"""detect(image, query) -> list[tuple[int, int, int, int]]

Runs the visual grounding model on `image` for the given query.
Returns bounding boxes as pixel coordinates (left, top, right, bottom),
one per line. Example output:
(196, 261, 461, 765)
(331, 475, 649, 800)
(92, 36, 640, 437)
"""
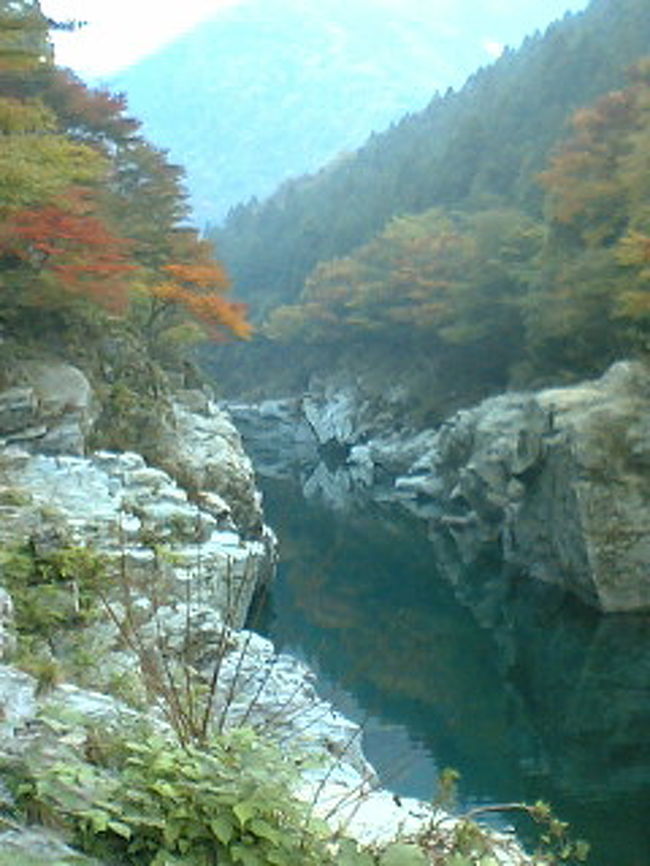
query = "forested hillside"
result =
(211, 0, 650, 322)
(204, 0, 650, 414)
(267, 62, 650, 381)
(0, 0, 249, 381)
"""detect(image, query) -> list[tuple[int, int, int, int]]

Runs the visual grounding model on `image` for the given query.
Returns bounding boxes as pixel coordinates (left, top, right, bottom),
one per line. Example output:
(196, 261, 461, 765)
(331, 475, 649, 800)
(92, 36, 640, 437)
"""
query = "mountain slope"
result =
(210, 0, 650, 316)
(107, 0, 589, 226)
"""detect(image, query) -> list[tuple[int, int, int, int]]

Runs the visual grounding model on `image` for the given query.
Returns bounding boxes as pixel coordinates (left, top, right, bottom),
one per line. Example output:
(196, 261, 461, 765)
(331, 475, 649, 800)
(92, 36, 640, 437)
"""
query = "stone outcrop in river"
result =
(230, 360, 650, 613)
(397, 360, 650, 613)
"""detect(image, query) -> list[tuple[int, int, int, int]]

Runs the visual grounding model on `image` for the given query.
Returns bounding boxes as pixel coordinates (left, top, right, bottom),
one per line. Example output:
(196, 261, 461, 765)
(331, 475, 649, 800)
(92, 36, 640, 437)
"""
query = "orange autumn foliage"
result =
(149, 259, 252, 341)
(537, 87, 640, 243)
(4, 192, 136, 313)
(151, 282, 251, 341)
(163, 262, 230, 291)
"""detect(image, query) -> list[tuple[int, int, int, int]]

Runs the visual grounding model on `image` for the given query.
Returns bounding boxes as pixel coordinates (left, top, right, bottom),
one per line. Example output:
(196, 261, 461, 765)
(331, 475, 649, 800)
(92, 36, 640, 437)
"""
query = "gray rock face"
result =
(157, 390, 265, 537)
(0, 361, 276, 635)
(0, 448, 269, 628)
(226, 398, 320, 480)
(396, 361, 650, 612)
(0, 588, 15, 661)
(0, 361, 94, 456)
(0, 827, 101, 865)
(226, 387, 432, 511)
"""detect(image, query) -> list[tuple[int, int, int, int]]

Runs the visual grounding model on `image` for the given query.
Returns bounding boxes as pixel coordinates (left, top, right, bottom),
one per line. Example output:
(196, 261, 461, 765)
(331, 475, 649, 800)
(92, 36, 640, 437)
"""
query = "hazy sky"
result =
(41, 0, 591, 79)
(41, 0, 242, 76)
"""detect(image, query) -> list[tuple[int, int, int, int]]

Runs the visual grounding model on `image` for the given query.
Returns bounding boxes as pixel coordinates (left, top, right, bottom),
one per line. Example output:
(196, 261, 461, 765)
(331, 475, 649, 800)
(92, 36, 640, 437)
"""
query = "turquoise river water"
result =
(254, 477, 650, 866)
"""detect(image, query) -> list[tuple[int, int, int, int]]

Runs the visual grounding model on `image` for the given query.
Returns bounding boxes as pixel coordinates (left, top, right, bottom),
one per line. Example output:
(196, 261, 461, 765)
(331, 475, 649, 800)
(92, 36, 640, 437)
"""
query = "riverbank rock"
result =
(226, 388, 434, 511)
(225, 397, 320, 479)
(0, 360, 95, 456)
(396, 360, 650, 612)
(0, 635, 413, 865)
(0, 448, 270, 628)
(0, 361, 275, 624)
(156, 389, 265, 537)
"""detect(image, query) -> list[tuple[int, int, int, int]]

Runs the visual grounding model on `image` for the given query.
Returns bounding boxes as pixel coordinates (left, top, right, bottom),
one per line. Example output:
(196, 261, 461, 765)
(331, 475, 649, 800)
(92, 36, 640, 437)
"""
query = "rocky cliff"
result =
(0, 355, 532, 865)
(397, 361, 650, 613)
(229, 360, 650, 613)
(0, 359, 272, 626)
(0, 357, 387, 861)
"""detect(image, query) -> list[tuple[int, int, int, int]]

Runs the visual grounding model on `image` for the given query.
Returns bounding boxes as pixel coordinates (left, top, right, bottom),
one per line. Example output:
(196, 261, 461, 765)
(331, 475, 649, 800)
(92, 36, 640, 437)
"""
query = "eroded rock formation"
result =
(397, 361, 650, 612)
(230, 360, 650, 612)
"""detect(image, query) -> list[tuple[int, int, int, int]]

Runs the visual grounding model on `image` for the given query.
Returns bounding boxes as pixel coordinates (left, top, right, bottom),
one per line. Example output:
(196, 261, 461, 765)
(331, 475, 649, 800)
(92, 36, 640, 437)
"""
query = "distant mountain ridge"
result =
(210, 0, 650, 317)
(108, 0, 588, 226)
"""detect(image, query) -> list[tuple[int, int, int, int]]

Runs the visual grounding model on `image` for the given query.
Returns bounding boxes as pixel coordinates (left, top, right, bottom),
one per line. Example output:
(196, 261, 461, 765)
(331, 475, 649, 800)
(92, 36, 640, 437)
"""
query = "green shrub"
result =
(0, 544, 106, 641)
(16, 725, 367, 866)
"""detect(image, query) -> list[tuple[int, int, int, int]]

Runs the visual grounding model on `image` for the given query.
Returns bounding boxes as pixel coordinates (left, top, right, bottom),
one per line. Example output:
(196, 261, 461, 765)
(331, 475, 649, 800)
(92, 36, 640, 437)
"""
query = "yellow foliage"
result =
(0, 96, 55, 133)
(0, 3, 51, 72)
(616, 290, 650, 319)
(0, 132, 108, 214)
(617, 231, 650, 267)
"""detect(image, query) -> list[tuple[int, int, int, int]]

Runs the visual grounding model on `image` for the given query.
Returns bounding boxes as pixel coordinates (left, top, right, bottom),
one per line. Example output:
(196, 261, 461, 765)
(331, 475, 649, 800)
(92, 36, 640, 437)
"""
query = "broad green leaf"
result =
(233, 799, 257, 826)
(249, 817, 281, 846)
(152, 781, 177, 798)
(107, 819, 133, 839)
(86, 809, 110, 833)
(210, 815, 235, 845)
(231, 844, 263, 866)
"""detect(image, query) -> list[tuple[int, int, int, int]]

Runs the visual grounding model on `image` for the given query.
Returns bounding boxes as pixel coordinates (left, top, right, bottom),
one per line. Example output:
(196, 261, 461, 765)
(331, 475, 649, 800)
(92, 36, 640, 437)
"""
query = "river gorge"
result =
(227, 362, 650, 866)
(0, 353, 648, 865)
(249, 477, 650, 866)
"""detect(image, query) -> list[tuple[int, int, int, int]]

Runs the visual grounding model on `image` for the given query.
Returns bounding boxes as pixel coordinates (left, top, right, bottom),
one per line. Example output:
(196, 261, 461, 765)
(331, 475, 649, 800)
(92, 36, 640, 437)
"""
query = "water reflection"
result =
(256, 478, 650, 866)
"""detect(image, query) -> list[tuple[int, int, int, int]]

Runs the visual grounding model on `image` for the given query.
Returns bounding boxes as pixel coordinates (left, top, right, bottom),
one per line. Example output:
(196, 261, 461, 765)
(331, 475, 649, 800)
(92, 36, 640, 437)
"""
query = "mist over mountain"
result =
(107, 0, 588, 226)
(208, 0, 650, 322)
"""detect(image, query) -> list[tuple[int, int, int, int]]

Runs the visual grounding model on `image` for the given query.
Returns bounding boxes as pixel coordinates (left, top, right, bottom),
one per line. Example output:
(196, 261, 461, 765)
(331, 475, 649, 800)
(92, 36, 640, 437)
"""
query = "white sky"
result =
(41, 0, 242, 77)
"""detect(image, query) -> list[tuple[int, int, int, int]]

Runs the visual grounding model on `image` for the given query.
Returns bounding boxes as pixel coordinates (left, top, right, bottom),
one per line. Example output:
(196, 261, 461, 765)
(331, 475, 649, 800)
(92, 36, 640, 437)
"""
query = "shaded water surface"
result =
(255, 478, 650, 866)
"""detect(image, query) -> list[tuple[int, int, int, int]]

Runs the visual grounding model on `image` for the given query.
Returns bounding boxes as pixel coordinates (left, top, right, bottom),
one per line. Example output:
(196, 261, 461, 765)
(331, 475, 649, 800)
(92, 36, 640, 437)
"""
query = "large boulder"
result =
(155, 390, 265, 538)
(0, 361, 95, 456)
(514, 361, 650, 612)
(396, 361, 650, 612)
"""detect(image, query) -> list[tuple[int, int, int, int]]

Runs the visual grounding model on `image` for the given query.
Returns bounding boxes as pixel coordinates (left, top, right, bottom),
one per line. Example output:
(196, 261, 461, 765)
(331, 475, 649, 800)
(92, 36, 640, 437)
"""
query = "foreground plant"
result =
(12, 719, 375, 866)
(422, 769, 590, 866)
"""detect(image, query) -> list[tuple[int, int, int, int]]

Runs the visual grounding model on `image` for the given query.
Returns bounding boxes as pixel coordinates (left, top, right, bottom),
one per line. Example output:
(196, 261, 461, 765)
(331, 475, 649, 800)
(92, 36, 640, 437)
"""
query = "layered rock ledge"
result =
(0, 361, 273, 626)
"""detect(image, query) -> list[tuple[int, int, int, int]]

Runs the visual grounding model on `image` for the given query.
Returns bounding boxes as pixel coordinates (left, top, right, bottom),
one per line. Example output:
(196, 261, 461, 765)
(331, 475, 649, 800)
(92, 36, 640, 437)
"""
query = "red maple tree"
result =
(4, 189, 136, 312)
